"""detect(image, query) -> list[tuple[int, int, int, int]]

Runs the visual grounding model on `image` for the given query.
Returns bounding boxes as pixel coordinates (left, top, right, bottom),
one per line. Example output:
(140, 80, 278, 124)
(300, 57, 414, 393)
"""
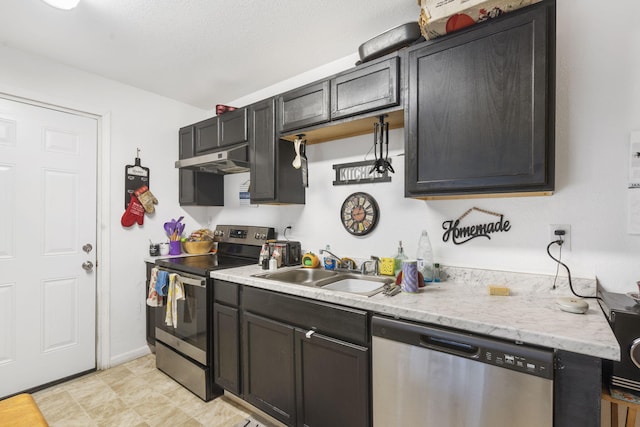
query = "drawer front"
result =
(214, 280, 240, 306)
(243, 286, 368, 346)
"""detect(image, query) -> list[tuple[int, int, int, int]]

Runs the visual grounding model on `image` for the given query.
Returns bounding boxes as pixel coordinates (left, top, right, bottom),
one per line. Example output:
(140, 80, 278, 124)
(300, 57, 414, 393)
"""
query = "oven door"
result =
(155, 271, 209, 366)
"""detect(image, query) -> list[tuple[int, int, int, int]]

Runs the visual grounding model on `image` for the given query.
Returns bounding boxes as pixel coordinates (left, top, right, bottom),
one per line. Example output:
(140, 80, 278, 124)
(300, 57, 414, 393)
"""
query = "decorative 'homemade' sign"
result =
(333, 160, 391, 186)
(442, 207, 511, 245)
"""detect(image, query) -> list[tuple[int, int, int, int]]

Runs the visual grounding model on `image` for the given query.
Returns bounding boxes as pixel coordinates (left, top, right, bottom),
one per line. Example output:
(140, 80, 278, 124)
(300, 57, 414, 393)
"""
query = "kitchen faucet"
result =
(319, 248, 341, 262)
(319, 249, 356, 270)
(361, 256, 380, 275)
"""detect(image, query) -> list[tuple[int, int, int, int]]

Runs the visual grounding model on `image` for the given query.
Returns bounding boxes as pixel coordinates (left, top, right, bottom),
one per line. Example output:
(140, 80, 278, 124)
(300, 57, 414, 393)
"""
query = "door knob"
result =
(82, 261, 94, 272)
(82, 243, 93, 253)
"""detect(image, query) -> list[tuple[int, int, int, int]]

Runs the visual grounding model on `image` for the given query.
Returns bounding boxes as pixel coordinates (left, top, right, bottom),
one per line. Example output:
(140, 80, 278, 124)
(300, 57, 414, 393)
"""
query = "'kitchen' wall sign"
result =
(442, 207, 511, 245)
(333, 160, 392, 186)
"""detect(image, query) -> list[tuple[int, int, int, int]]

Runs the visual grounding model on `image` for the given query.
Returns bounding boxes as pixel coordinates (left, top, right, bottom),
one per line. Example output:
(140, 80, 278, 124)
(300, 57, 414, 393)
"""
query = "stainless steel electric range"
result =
(153, 224, 274, 401)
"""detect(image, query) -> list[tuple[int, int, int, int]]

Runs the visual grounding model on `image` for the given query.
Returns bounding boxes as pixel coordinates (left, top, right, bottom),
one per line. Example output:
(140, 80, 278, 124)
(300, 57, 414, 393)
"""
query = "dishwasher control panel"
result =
(483, 350, 553, 378)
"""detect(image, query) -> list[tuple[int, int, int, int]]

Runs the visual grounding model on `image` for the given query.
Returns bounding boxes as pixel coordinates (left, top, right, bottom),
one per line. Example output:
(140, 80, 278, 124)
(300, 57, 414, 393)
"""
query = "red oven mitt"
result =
(121, 194, 145, 227)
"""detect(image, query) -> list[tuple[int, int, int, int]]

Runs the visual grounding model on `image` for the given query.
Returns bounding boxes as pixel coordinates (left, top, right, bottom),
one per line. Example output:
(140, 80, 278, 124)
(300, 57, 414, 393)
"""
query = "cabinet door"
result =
(194, 116, 219, 155)
(249, 98, 305, 204)
(405, 2, 554, 197)
(179, 126, 195, 159)
(213, 303, 240, 395)
(219, 108, 248, 147)
(249, 99, 276, 201)
(331, 56, 400, 120)
(243, 312, 296, 426)
(295, 330, 370, 427)
(178, 126, 197, 205)
(277, 81, 330, 133)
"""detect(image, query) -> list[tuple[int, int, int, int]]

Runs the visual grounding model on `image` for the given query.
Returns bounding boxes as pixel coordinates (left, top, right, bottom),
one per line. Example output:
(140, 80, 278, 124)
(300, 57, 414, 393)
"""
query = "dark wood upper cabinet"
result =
(277, 81, 330, 133)
(218, 108, 248, 147)
(249, 99, 276, 201)
(249, 98, 305, 204)
(179, 126, 195, 159)
(405, 0, 555, 198)
(331, 56, 400, 120)
(178, 124, 224, 206)
(194, 116, 219, 155)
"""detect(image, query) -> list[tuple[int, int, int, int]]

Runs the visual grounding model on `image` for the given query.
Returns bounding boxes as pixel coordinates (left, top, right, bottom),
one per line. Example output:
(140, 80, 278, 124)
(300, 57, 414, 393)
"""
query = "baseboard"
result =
(108, 345, 151, 368)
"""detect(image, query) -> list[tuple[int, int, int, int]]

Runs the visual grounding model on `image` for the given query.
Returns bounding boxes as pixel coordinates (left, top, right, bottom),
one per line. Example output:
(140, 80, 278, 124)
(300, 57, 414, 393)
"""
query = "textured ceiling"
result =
(0, 0, 420, 109)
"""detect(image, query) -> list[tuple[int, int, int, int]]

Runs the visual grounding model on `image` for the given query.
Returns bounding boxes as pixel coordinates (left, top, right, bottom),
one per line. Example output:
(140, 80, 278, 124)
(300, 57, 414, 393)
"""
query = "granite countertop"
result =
(210, 264, 620, 361)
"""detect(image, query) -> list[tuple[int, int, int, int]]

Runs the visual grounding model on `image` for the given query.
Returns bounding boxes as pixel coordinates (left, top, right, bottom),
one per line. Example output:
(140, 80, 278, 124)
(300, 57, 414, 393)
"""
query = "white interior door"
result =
(0, 97, 97, 398)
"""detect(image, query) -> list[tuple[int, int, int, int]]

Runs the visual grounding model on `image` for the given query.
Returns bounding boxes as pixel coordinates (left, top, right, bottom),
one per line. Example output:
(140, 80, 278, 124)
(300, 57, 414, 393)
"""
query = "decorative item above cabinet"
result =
(405, 0, 555, 199)
(279, 53, 404, 145)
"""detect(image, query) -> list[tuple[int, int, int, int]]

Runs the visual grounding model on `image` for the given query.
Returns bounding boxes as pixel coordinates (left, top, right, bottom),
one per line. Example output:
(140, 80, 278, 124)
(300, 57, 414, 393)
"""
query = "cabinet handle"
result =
(305, 330, 315, 339)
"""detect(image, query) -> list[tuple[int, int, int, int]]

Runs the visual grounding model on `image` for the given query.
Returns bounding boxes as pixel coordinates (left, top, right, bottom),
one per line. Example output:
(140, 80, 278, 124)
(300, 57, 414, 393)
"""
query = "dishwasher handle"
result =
(420, 334, 480, 359)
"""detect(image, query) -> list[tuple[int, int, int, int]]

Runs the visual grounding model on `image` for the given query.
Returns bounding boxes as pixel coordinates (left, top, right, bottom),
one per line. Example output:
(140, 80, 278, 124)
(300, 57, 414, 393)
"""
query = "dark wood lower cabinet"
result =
(213, 303, 240, 395)
(243, 312, 296, 426)
(235, 286, 370, 427)
(295, 330, 369, 427)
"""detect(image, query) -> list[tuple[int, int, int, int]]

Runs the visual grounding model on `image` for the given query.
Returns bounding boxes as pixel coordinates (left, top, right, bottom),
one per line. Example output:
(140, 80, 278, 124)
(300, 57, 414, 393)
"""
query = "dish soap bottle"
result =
(393, 241, 407, 277)
(416, 230, 434, 283)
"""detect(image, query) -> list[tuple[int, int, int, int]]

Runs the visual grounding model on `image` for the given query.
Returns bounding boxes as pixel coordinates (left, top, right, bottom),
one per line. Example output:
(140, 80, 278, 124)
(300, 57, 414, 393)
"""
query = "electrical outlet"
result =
(549, 224, 571, 250)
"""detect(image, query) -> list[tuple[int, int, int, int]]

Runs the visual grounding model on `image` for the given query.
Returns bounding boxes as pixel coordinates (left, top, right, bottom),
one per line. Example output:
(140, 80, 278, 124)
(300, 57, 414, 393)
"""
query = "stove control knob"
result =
(260, 233, 267, 240)
(254, 232, 260, 239)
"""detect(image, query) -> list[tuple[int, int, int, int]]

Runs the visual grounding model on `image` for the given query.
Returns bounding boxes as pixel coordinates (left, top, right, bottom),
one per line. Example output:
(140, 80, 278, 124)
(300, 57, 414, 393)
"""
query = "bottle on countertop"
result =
(272, 248, 282, 268)
(416, 230, 434, 282)
(393, 241, 408, 277)
(258, 243, 269, 265)
(433, 263, 441, 282)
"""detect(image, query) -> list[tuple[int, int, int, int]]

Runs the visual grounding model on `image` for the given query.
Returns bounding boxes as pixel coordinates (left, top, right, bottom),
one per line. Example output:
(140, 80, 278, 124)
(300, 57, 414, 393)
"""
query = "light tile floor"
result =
(32, 354, 274, 427)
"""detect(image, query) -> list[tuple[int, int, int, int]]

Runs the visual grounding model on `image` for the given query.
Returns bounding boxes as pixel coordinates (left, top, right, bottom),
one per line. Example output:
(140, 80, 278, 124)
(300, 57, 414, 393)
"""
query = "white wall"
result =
(0, 46, 207, 363)
(2, 0, 639, 365)
(210, 0, 640, 294)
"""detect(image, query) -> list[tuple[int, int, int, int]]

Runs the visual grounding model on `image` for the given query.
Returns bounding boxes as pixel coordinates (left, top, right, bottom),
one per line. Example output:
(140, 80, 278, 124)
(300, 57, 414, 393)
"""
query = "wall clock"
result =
(340, 192, 379, 236)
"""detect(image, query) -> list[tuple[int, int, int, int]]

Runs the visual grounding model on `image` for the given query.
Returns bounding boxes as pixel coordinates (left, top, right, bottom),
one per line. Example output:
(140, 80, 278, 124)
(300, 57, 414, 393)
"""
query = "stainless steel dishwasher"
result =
(372, 316, 554, 427)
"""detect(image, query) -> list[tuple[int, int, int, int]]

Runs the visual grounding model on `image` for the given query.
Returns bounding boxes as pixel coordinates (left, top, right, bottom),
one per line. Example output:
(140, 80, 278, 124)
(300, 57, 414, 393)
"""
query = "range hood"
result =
(175, 144, 249, 174)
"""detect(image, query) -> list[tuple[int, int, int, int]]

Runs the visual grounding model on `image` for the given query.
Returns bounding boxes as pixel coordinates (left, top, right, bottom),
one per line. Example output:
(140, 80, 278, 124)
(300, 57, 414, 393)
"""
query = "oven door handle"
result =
(178, 275, 206, 287)
(156, 268, 206, 287)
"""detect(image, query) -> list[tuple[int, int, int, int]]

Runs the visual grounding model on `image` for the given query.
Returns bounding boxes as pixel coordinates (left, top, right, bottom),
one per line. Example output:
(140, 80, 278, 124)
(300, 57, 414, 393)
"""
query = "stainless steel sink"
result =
(252, 268, 393, 296)
(321, 277, 389, 297)
(253, 268, 339, 285)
